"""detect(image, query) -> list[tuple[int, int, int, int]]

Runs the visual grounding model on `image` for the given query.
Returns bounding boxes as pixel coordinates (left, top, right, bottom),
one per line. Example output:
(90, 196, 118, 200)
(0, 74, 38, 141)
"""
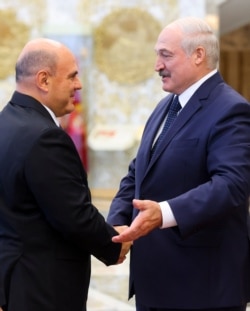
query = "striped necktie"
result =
(150, 95, 181, 158)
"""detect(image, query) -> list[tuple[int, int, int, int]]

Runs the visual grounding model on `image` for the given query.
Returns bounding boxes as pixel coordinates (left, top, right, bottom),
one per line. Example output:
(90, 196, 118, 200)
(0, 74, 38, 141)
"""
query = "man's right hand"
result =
(114, 225, 132, 264)
(112, 199, 162, 243)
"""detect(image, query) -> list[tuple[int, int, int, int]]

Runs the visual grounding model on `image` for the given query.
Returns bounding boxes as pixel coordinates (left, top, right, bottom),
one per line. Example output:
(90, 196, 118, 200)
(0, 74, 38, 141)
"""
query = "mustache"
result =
(159, 70, 171, 78)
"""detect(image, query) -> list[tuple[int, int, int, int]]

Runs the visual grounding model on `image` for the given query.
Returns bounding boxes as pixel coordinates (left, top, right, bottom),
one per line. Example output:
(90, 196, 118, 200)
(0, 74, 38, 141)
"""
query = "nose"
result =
(75, 77, 82, 90)
(154, 56, 164, 72)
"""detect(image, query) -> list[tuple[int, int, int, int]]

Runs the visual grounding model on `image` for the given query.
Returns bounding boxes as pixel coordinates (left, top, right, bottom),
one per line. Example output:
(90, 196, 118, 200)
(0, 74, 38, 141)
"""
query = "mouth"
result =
(161, 75, 170, 82)
(159, 71, 170, 80)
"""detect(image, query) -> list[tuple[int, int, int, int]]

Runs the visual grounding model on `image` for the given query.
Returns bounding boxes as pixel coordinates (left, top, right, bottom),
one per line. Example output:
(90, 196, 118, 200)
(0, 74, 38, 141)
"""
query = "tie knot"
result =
(170, 95, 181, 113)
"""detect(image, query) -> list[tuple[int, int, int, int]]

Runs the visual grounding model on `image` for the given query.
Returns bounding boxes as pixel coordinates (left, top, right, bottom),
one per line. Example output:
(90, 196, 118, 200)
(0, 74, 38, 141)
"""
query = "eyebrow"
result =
(155, 48, 173, 55)
(68, 70, 78, 78)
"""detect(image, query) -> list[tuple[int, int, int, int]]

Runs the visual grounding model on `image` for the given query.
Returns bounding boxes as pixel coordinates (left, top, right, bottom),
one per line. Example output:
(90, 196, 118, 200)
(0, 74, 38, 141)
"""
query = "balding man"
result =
(0, 38, 131, 311)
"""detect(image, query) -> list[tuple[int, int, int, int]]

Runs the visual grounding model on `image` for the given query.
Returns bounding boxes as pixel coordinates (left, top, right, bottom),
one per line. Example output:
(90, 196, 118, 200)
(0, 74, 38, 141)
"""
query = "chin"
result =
(162, 86, 170, 92)
(67, 103, 76, 113)
(162, 83, 173, 93)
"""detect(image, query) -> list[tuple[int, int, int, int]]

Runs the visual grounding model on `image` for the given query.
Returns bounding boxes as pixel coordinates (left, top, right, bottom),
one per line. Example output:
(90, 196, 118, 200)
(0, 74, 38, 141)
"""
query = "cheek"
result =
(175, 60, 192, 78)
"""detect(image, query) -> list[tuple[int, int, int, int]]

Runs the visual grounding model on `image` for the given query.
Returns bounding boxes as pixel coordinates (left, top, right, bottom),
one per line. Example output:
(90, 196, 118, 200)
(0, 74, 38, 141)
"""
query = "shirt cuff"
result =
(159, 201, 177, 229)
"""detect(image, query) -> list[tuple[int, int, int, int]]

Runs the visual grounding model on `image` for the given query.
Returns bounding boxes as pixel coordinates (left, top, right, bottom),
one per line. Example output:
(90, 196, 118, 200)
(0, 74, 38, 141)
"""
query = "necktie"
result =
(150, 95, 181, 158)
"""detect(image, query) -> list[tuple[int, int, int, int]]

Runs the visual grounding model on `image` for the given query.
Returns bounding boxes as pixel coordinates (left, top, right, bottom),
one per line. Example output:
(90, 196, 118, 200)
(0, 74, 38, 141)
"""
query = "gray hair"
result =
(170, 17, 219, 69)
(15, 50, 58, 82)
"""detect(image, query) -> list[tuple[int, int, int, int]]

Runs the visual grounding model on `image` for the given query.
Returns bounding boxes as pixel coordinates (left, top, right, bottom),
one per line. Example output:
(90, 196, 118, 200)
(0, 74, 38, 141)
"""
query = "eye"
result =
(68, 71, 79, 80)
(156, 49, 172, 59)
(161, 51, 171, 58)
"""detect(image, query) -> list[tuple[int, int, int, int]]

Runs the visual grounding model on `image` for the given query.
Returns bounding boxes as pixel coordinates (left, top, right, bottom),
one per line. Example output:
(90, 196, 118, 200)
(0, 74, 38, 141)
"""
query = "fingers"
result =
(116, 240, 132, 264)
(112, 200, 162, 243)
(120, 240, 132, 257)
(113, 225, 132, 264)
(112, 228, 138, 243)
(113, 225, 131, 244)
(112, 219, 143, 243)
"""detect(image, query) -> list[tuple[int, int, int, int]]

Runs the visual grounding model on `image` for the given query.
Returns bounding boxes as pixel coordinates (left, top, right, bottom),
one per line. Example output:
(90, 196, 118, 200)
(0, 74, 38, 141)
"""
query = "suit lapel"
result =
(135, 72, 224, 193)
(136, 96, 174, 177)
(146, 96, 174, 156)
(145, 72, 224, 172)
(146, 97, 202, 171)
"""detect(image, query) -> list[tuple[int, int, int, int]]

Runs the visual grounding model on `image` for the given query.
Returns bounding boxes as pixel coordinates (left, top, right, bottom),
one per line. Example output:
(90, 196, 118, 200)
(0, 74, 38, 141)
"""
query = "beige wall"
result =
(0, 0, 230, 192)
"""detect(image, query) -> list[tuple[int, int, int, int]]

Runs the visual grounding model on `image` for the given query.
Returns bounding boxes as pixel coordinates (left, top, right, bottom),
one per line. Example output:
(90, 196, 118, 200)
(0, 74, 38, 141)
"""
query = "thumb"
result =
(132, 199, 144, 211)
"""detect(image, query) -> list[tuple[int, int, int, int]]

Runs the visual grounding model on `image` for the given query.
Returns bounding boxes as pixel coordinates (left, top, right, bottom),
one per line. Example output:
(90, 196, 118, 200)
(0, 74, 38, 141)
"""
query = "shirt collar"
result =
(179, 69, 217, 108)
(42, 104, 60, 127)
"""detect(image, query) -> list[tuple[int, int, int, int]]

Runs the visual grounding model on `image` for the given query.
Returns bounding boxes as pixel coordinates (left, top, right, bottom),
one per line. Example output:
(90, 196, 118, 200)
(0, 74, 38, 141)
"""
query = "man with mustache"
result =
(108, 17, 250, 311)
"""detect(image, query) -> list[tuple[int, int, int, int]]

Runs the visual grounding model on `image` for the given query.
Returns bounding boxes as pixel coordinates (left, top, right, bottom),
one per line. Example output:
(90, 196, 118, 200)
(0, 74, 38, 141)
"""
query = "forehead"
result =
(154, 26, 182, 52)
(57, 49, 78, 72)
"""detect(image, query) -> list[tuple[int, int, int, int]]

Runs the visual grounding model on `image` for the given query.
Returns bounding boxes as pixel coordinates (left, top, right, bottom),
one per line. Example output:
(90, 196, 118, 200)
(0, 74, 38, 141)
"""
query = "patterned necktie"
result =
(150, 95, 181, 158)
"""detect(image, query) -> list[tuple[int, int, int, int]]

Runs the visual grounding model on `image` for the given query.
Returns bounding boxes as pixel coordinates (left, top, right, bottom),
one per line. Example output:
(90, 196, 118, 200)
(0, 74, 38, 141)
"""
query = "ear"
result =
(36, 70, 50, 91)
(194, 46, 206, 65)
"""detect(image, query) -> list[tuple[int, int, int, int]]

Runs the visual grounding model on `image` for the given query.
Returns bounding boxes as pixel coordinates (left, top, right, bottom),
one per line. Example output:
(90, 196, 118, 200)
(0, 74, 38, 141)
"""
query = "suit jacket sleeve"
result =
(168, 100, 250, 237)
(24, 128, 121, 265)
(107, 158, 136, 226)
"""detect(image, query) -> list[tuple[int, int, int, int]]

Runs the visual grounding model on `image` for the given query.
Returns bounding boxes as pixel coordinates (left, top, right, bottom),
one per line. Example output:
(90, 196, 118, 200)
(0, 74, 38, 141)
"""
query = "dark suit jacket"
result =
(0, 91, 121, 311)
(108, 72, 250, 309)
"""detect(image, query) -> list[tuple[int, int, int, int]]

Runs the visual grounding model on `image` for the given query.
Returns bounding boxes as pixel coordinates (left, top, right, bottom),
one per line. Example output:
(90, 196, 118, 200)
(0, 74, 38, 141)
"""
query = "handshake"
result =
(114, 225, 132, 264)
(113, 199, 163, 264)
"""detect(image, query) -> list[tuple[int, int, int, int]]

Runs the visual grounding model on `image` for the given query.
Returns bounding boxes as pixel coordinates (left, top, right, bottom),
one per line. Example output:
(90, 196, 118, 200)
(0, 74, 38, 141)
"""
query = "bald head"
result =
(14, 38, 82, 117)
(15, 38, 66, 83)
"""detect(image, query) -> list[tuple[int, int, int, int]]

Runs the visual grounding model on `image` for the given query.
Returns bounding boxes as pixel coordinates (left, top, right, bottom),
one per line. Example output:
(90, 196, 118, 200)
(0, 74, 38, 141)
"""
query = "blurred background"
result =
(0, 0, 249, 195)
(0, 0, 249, 309)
